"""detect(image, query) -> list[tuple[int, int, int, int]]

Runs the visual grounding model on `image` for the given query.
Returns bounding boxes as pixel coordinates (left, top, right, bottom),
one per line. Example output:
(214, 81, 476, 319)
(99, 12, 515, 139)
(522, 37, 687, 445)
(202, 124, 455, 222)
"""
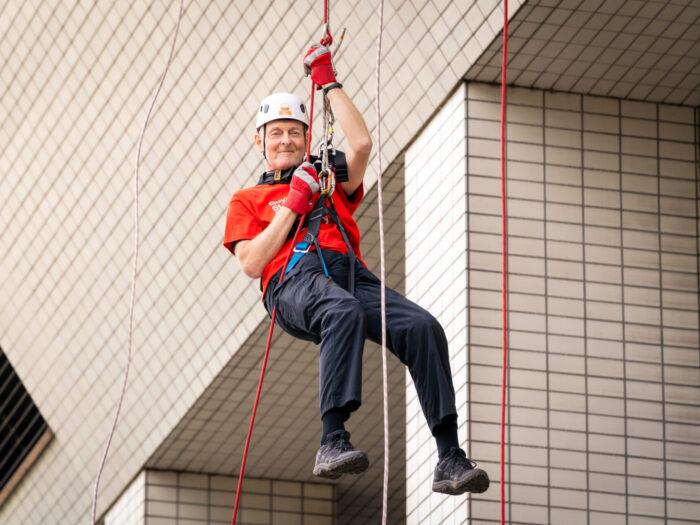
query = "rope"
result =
(307, 86, 315, 161)
(91, 1, 183, 523)
(232, 8, 329, 521)
(230, 218, 307, 525)
(232, 1, 390, 521)
(374, 0, 389, 522)
(499, 0, 509, 524)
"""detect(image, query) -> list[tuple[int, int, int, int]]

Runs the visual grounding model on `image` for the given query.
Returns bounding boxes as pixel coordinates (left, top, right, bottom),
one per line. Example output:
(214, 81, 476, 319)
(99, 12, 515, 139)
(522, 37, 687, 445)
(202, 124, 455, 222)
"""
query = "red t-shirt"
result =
(223, 182, 365, 297)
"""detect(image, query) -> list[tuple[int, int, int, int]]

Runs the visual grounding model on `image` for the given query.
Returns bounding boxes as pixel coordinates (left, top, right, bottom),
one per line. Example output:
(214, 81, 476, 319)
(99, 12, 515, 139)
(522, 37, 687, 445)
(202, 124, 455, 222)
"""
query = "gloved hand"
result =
(303, 44, 337, 87)
(284, 162, 320, 215)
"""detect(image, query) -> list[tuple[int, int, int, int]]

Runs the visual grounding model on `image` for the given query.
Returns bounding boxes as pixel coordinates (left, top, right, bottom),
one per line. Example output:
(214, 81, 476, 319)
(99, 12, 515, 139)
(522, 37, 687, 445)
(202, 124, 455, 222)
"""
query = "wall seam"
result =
(582, 93, 591, 525)
(618, 98, 629, 525)
(464, 79, 473, 525)
(696, 105, 700, 404)
(657, 102, 668, 524)
(543, 89, 551, 525)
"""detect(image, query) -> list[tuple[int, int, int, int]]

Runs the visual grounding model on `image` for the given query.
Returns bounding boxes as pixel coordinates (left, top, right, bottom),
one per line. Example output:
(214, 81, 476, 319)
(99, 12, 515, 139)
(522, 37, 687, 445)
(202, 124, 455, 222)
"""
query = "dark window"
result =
(0, 346, 52, 506)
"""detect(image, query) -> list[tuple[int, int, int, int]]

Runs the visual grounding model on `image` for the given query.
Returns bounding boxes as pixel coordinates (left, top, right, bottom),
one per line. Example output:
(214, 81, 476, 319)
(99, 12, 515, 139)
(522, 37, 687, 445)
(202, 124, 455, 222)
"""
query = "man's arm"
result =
(235, 206, 297, 279)
(304, 45, 372, 198)
(323, 85, 372, 197)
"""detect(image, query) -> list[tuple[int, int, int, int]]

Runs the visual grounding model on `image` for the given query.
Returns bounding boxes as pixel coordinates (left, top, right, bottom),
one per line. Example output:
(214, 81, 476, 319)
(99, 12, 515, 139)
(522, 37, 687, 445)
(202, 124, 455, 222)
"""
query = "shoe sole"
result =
(313, 451, 369, 479)
(432, 470, 490, 495)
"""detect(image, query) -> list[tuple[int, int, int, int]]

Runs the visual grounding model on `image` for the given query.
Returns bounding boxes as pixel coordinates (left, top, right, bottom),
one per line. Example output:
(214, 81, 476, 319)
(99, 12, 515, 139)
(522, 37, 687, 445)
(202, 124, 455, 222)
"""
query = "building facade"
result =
(1, 0, 698, 524)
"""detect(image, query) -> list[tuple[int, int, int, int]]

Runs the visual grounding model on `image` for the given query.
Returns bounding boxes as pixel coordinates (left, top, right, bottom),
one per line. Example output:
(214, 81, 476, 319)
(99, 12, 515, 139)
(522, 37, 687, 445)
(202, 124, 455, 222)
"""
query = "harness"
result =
(256, 150, 357, 293)
(256, 150, 348, 185)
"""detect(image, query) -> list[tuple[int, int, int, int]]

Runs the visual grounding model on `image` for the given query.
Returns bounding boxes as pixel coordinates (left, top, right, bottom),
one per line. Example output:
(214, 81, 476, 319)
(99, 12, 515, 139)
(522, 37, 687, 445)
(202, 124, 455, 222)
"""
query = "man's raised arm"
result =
(304, 45, 372, 197)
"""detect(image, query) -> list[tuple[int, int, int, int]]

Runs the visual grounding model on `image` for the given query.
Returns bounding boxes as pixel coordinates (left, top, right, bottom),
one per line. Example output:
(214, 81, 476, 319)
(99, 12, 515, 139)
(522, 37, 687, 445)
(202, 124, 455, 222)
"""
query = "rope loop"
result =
(320, 23, 333, 46)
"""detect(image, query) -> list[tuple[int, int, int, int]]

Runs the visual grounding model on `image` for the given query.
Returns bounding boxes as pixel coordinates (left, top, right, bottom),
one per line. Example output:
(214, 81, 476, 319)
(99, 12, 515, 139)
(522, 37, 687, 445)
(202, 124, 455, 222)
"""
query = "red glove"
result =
(284, 162, 320, 215)
(303, 44, 337, 87)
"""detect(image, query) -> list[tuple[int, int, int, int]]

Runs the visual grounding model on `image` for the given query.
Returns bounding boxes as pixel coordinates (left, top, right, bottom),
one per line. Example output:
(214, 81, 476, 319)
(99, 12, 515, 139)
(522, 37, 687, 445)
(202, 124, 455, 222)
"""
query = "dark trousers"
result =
(264, 250, 457, 432)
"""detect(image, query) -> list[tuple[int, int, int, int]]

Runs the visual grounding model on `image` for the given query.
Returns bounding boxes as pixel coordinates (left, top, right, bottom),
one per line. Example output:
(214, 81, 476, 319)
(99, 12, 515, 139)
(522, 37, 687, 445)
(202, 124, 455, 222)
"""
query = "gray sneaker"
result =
(432, 447, 490, 495)
(313, 430, 369, 479)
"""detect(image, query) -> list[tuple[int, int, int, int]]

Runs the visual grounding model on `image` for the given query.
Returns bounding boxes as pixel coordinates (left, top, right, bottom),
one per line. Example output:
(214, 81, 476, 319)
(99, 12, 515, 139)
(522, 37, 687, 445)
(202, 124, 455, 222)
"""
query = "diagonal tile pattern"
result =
(467, 0, 700, 105)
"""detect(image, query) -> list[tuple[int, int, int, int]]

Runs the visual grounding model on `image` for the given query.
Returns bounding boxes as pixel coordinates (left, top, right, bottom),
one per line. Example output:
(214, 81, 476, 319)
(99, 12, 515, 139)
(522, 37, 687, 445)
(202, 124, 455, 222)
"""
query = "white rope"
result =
(375, 0, 388, 522)
(91, 1, 183, 522)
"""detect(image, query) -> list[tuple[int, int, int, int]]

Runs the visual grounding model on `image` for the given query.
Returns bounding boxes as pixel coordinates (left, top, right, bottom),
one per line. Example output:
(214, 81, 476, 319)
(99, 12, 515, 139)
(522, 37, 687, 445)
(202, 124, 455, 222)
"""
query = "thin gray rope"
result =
(375, 0, 388, 521)
(91, 1, 183, 522)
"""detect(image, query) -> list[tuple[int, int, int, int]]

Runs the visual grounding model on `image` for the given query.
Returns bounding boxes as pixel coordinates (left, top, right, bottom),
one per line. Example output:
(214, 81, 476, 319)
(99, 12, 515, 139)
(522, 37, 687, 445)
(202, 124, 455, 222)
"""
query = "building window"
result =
(0, 346, 52, 507)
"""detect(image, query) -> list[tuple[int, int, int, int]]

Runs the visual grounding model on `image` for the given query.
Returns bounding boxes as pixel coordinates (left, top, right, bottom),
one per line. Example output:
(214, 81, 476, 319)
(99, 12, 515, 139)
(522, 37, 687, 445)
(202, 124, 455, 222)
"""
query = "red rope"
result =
(499, 0, 509, 524)
(231, 80, 313, 520)
(231, 8, 328, 521)
(230, 217, 307, 525)
(307, 86, 315, 161)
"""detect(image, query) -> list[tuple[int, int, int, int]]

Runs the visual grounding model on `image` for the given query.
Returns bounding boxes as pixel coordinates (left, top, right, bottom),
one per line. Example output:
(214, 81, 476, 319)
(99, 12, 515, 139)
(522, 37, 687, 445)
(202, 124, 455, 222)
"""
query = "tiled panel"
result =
(105, 470, 336, 525)
(467, 0, 700, 106)
(464, 82, 700, 524)
(143, 471, 335, 525)
(405, 83, 469, 524)
(0, 0, 526, 523)
(104, 471, 146, 525)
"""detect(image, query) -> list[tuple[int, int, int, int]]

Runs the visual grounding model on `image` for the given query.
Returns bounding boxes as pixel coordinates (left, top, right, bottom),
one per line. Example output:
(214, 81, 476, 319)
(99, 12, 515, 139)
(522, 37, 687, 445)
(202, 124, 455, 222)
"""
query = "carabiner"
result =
(318, 167, 332, 195)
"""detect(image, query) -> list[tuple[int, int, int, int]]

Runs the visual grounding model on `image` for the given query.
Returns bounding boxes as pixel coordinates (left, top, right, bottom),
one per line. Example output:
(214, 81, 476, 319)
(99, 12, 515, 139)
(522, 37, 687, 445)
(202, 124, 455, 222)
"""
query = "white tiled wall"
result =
(469, 83, 698, 524)
(404, 80, 699, 524)
(104, 470, 335, 525)
(104, 471, 146, 525)
(405, 84, 469, 523)
(0, 0, 523, 523)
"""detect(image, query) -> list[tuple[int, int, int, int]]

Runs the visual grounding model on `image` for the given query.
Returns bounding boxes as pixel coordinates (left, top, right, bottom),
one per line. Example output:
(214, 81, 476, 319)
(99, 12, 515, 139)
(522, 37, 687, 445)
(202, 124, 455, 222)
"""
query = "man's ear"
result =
(254, 133, 264, 155)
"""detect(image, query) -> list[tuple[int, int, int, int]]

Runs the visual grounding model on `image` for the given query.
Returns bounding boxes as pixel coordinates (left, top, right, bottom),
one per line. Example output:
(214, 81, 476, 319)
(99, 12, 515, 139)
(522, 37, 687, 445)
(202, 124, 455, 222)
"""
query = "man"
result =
(223, 44, 489, 495)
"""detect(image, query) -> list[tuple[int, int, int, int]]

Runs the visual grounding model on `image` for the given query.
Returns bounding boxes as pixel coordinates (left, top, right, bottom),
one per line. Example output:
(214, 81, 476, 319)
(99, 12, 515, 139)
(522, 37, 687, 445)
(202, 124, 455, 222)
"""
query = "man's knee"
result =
(336, 295, 366, 321)
(323, 294, 366, 330)
(404, 311, 449, 362)
(412, 310, 444, 337)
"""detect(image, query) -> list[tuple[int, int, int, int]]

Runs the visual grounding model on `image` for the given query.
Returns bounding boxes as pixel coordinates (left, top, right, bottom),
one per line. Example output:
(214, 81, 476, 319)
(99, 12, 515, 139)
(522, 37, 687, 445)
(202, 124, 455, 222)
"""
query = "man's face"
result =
(255, 120, 306, 171)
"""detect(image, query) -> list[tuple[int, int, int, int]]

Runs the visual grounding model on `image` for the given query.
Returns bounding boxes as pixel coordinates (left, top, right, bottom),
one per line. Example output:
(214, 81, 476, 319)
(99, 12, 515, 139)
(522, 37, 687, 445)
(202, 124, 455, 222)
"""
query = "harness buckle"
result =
(293, 242, 312, 254)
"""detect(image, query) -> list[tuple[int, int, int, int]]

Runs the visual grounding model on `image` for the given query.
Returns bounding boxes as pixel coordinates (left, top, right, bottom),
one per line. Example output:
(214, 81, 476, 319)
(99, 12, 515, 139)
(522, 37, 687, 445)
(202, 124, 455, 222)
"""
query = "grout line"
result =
(543, 89, 552, 525)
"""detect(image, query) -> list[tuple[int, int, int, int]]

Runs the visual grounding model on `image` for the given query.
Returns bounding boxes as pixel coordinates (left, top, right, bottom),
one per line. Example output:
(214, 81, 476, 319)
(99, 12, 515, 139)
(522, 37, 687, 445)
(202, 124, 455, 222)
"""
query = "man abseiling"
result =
(223, 43, 489, 495)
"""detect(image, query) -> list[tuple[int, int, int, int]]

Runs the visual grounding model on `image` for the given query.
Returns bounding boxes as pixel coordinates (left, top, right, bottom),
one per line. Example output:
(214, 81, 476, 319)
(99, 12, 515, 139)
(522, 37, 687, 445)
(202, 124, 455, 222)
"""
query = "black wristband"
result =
(322, 82, 343, 95)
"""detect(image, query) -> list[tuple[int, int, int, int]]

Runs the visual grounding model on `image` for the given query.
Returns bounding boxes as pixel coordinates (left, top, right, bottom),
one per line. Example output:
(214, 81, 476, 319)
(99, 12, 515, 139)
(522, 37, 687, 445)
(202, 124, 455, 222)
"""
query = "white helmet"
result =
(256, 92, 308, 130)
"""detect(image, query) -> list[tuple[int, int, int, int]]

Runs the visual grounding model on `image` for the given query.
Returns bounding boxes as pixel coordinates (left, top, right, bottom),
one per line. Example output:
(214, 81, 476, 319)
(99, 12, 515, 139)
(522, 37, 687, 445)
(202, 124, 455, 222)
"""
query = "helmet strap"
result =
(262, 124, 267, 159)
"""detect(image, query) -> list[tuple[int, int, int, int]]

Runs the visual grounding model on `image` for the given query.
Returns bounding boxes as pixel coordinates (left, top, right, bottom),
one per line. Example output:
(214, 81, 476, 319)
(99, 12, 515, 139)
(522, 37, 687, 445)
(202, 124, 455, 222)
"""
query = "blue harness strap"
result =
(282, 182, 357, 293)
(285, 195, 330, 277)
(286, 240, 329, 276)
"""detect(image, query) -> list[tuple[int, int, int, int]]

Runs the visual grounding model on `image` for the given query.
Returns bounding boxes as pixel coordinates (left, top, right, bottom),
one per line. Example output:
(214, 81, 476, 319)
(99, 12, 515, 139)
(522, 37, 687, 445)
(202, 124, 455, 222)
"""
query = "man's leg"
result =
(352, 264, 490, 494)
(264, 252, 369, 477)
(352, 264, 457, 433)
